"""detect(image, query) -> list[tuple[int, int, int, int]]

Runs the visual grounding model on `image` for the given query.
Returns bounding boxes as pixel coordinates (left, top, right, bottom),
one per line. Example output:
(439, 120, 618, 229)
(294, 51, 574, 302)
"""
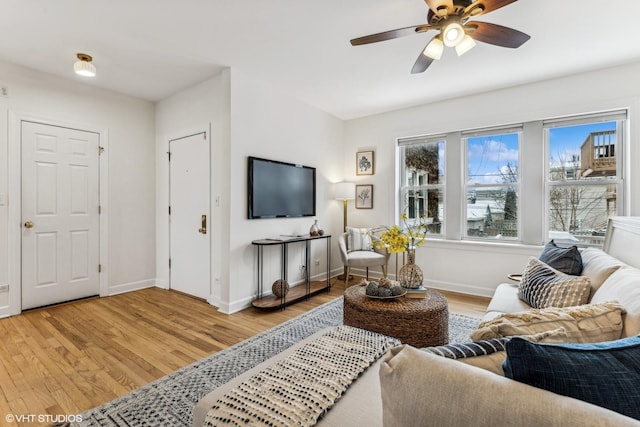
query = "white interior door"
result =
(21, 121, 100, 310)
(169, 132, 211, 299)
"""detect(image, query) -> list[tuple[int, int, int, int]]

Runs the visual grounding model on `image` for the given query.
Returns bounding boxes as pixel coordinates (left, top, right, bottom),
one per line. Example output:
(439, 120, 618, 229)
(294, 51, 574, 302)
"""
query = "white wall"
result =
(0, 60, 156, 317)
(344, 61, 640, 297)
(226, 69, 345, 313)
(155, 70, 231, 306)
(155, 69, 344, 313)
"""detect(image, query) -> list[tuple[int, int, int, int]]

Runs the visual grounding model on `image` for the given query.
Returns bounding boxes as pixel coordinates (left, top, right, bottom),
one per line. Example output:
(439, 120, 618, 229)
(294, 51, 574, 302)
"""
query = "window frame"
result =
(543, 111, 626, 247)
(462, 125, 523, 242)
(394, 109, 628, 248)
(397, 135, 446, 237)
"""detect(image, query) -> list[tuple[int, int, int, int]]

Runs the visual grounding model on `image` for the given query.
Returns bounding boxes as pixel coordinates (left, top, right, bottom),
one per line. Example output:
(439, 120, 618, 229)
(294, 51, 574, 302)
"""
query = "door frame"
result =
(6, 110, 109, 317)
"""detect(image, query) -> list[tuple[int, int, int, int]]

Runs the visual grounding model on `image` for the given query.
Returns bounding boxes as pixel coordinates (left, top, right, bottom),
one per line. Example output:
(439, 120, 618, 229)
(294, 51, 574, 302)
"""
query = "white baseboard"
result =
(426, 278, 496, 298)
(107, 279, 156, 296)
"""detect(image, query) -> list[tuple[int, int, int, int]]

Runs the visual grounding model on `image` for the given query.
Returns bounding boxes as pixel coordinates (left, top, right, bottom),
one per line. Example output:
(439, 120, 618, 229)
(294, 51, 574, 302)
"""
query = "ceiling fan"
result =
(350, 0, 530, 74)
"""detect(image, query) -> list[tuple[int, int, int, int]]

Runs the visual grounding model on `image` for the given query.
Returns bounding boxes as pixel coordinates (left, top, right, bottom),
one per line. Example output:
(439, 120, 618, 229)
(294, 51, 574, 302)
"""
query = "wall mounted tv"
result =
(248, 156, 316, 219)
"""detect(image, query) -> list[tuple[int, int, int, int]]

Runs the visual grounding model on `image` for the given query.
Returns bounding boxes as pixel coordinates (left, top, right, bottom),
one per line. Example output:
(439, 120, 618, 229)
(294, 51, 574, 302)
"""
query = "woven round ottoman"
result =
(343, 285, 449, 347)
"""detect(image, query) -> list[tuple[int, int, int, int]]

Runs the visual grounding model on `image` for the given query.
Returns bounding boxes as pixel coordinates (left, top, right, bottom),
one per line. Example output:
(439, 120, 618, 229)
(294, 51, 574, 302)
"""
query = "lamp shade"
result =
(334, 182, 355, 200)
(423, 37, 444, 60)
(455, 35, 476, 56)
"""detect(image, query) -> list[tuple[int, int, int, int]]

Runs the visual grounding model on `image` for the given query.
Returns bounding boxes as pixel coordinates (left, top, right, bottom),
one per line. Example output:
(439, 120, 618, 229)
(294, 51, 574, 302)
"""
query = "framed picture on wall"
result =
(356, 150, 374, 175)
(355, 184, 373, 209)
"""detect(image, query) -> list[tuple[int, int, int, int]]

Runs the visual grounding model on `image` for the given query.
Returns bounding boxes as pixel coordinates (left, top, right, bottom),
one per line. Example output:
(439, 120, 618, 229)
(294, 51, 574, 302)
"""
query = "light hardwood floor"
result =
(0, 278, 489, 425)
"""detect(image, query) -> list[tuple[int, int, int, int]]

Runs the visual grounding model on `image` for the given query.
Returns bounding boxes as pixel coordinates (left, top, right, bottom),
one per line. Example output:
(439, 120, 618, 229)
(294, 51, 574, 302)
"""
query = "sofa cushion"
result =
(591, 266, 640, 337)
(422, 329, 567, 376)
(580, 247, 624, 295)
(539, 240, 583, 275)
(470, 301, 626, 343)
(379, 345, 640, 427)
(346, 227, 372, 252)
(518, 257, 591, 309)
(504, 335, 640, 421)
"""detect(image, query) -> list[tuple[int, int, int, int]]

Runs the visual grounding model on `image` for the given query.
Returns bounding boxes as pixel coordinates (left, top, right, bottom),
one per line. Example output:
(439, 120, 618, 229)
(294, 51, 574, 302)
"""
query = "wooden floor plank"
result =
(0, 281, 489, 425)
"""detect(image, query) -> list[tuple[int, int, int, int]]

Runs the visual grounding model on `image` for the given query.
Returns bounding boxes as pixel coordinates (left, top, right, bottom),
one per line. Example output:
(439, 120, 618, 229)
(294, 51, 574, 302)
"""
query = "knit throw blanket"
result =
(203, 326, 400, 426)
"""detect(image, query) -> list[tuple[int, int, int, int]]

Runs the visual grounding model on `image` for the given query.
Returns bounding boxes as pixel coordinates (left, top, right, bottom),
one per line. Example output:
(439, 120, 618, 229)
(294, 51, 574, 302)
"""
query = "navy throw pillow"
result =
(539, 240, 583, 275)
(503, 335, 640, 420)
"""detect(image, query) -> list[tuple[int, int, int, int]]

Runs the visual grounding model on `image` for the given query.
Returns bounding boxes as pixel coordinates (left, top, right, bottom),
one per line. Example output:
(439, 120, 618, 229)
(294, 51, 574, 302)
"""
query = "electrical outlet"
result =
(314, 259, 320, 266)
(0, 86, 8, 97)
(0, 284, 9, 293)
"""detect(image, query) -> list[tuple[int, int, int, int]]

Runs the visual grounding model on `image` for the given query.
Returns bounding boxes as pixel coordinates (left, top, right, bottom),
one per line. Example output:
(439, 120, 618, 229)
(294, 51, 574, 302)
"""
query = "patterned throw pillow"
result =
(504, 335, 640, 420)
(539, 240, 583, 275)
(519, 257, 591, 309)
(346, 227, 372, 252)
(422, 338, 510, 359)
(422, 329, 567, 375)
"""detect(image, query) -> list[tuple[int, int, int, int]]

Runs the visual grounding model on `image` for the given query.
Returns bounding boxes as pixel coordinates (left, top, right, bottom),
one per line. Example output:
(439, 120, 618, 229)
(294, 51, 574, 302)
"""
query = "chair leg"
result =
(366, 267, 369, 280)
(344, 267, 350, 285)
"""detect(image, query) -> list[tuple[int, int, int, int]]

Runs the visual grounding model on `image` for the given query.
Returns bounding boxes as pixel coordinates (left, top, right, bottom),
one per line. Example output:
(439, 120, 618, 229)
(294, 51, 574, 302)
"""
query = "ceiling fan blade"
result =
(464, 0, 518, 17)
(467, 21, 530, 48)
(350, 24, 432, 46)
(424, 0, 454, 15)
(411, 41, 436, 74)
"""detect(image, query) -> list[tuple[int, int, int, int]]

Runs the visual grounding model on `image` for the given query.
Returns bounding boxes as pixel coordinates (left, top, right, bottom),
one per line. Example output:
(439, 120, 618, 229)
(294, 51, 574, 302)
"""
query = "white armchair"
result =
(338, 232, 389, 284)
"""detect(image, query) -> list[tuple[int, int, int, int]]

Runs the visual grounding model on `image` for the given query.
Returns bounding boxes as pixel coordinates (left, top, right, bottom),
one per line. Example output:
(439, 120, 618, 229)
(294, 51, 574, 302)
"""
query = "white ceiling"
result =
(3, 0, 640, 120)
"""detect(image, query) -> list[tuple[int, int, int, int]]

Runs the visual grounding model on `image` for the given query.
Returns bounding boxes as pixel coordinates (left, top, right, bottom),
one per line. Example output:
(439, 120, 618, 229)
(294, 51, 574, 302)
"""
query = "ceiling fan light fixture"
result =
(74, 53, 96, 77)
(455, 35, 476, 56)
(443, 22, 465, 47)
(423, 37, 444, 60)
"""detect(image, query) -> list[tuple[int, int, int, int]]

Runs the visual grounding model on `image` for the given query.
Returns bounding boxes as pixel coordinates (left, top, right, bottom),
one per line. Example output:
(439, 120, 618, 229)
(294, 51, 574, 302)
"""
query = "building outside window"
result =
(398, 136, 445, 235)
(544, 111, 626, 246)
(463, 127, 521, 240)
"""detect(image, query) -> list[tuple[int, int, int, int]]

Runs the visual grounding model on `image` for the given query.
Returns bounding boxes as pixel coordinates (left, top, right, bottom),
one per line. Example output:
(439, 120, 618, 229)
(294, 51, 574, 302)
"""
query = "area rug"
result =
(73, 296, 480, 426)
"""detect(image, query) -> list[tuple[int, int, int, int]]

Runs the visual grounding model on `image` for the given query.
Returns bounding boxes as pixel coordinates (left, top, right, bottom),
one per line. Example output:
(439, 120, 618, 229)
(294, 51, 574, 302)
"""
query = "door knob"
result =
(198, 215, 207, 234)
(24, 221, 34, 229)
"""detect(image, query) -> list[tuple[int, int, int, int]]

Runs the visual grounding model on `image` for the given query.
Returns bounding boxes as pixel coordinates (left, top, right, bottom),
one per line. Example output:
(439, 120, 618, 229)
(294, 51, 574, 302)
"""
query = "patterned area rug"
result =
(73, 296, 480, 426)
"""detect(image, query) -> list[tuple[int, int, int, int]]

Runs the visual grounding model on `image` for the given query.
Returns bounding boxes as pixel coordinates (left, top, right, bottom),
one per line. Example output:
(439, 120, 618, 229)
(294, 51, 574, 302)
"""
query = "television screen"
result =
(248, 156, 316, 219)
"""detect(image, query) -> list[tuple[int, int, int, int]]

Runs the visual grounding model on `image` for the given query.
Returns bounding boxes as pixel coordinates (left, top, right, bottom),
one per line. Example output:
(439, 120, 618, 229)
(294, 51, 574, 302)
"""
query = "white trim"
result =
(107, 279, 156, 296)
(5, 110, 108, 317)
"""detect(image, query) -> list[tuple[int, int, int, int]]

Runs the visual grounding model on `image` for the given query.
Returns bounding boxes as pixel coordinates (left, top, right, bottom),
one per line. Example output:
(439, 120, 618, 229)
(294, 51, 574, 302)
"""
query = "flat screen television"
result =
(248, 156, 316, 219)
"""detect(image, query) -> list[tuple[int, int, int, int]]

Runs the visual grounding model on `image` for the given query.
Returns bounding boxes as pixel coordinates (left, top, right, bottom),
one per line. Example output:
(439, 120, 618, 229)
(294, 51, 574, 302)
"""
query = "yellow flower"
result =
(374, 214, 429, 253)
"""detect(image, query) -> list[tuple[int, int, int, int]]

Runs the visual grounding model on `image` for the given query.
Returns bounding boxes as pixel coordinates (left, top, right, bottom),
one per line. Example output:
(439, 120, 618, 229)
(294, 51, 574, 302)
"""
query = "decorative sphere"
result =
(272, 279, 290, 298)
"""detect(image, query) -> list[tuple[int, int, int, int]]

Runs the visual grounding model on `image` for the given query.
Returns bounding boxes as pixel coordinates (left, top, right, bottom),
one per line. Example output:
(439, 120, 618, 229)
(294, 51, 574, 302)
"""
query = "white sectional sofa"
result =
(193, 217, 640, 426)
(379, 216, 640, 426)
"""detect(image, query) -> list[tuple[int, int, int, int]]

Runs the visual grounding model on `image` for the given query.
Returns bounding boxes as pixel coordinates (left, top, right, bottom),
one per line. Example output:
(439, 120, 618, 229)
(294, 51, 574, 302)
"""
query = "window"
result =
(545, 111, 626, 246)
(464, 127, 521, 240)
(396, 110, 627, 247)
(398, 136, 445, 235)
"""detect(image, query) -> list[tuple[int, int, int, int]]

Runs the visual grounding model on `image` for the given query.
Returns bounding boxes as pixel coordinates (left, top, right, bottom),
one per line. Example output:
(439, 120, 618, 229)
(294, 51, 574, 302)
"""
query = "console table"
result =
(252, 234, 331, 310)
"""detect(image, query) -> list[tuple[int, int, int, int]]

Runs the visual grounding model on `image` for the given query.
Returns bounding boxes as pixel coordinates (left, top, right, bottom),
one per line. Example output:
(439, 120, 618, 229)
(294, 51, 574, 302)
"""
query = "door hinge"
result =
(167, 151, 171, 161)
(169, 258, 171, 269)
(98, 264, 102, 273)
(98, 146, 105, 155)
(98, 205, 102, 214)
(168, 206, 171, 215)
